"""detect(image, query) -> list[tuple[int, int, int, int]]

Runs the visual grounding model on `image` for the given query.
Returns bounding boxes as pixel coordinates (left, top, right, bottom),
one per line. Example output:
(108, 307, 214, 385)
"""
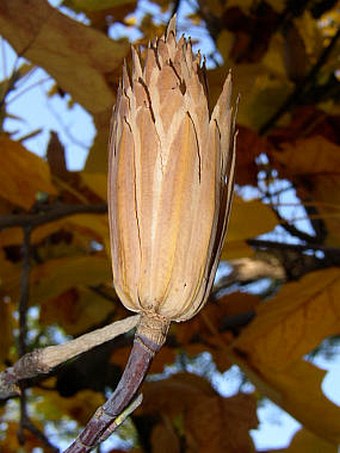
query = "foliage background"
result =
(0, 0, 339, 451)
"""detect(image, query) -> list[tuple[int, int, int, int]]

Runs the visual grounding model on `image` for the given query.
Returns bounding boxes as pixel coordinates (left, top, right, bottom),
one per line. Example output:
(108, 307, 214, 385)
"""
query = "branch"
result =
(0, 203, 107, 230)
(64, 315, 170, 452)
(18, 226, 32, 446)
(0, 315, 139, 400)
(247, 239, 340, 279)
(259, 27, 340, 135)
(216, 255, 286, 291)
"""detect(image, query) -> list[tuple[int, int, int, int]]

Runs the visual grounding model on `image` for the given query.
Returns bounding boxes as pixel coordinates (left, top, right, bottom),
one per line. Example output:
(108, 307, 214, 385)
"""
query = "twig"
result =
(272, 205, 320, 243)
(22, 418, 59, 452)
(64, 315, 170, 452)
(18, 226, 32, 357)
(0, 315, 139, 400)
(17, 226, 32, 445)
(247, 238, 340, 255)
(0, 203, 107, 230)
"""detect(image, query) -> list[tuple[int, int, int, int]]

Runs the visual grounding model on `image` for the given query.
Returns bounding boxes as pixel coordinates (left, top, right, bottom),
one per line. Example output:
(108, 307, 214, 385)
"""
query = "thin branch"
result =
(0, 315, 139, 400)
(18, 226, 32, 356)
(0, 203, 107, 230)
(247, 238, 337, 253)
(272, 205, 320, 243)
(22, 418, 59, 452)
(18, 225, 32, 446)
(64, 315, 170, 453)
(216, 256, 286, 290)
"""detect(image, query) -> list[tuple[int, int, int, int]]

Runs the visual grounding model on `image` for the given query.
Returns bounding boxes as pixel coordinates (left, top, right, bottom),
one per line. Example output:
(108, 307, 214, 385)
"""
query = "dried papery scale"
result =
(65, 16, 237, 452)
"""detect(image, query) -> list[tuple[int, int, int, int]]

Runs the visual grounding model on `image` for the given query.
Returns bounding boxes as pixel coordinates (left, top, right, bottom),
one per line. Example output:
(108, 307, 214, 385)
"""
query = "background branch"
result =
(0, 203, 107, 230)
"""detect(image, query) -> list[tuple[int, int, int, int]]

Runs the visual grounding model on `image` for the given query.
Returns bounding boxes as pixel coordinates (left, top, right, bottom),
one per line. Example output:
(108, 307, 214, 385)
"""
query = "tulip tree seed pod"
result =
(109, 17, 236, 334)
(65, 16, 237, 452)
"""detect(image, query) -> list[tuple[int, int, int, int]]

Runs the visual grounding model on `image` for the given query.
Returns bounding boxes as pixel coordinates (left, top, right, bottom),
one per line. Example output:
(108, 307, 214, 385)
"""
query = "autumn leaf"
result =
(277, 428, 338, 453)
(0, 299, 14, 367)
(0, 0, 129, 113)
(232, 268, 340, 444)
(30, 254, 111, 305)
(222, 196, 277, 259)
(81, 172, 107, 201)
(233, 268, 340, 368)
(271, 135, 340, 245)
(0, 134, 56, 209)
(39, 286, 115, 335)
(34, 384, 105, 425)
(141, 373, 258, 453)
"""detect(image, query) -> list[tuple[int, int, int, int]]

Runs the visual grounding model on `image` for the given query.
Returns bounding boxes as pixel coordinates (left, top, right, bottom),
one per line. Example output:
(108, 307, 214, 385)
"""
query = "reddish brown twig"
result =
(64, 315, 169, 452)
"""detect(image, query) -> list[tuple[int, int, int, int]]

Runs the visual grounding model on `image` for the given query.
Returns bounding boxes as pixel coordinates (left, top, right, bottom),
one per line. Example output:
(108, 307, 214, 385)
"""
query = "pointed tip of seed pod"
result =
(131, 45, 143, 80)
(122, 59, 130, 90)
(166, 14, 177, 41)
(211, 70, 233, 121)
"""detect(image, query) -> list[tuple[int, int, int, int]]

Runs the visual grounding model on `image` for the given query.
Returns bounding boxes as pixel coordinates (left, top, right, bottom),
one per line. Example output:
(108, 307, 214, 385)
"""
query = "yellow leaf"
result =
(284, 428, 338, 453)
(0, 299, 14, 367)
(222, 197, 277, 259)
(30, 254, 111, 305)
(34, 386, 104, 425)
(0, 0, 129, 113)
(67, 214, 110, 254)
(262, 32, 287, 79)
(0, 135, 56, 209)
(234, 268, 340, 369)
(231, 268, 340, 444)
(208, 65, 293, 129)
(226, 196, 277, 240)
(0, 251, 20, 301)
(85, 110, 111, 171)
(40, 286, 114, 335)
(267, 361, 340, 444)
(294, 12, 323, 62)
(0, 421, 44, 451)
(65, 0, 134, 12)
(265, 0, 286, 12)
(80, 172, 107, 200)
(221, 239, 254, 259)
(216, 29, 234, 62)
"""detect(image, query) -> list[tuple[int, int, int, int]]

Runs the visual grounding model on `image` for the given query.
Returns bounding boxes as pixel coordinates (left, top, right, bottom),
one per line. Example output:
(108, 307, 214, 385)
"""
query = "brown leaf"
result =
(150, 421, 181, 453)
(278, 428, 338, 452)
(0, 0, 129, 113)
(39, 286, 114, 335)
(0, 134, 56, 209)
(46, 131, 68, 179)
(141, 373, 257, 453)
(236, 126, 269, 186)
(31, 254, 111, 305)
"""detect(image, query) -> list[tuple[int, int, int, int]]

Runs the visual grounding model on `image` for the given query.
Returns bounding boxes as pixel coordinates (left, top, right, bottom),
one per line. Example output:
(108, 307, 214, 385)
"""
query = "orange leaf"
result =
(234, 268, 340, 369)
(0, 134, 56, 209)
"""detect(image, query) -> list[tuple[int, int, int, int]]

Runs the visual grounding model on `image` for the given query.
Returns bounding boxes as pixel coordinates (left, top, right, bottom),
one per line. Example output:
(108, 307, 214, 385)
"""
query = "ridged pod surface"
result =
(65, 17, 237, 452)
(109, 16, 237, 328)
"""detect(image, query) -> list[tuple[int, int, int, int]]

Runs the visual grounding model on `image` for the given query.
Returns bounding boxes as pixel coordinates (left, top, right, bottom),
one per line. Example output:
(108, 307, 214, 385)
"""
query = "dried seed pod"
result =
(65, 17, 237, 452)
(109, 16, 237, 333)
